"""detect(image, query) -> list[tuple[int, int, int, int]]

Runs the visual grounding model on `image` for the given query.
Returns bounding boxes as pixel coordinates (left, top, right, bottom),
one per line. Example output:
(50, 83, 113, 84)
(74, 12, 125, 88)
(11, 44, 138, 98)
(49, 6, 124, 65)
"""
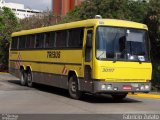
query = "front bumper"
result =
(93, 81, 151, 93)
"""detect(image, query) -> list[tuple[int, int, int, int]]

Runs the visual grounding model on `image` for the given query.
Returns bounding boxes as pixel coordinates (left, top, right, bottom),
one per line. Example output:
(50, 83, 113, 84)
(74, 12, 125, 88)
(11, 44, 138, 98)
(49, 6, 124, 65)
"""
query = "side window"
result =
(25, 36, 30, 48)
(11, 37, 18, 49)
(36, 33, 44, 48)
(86, 30, 93, 47)
(85, 30, 93, 62)
(30, 35, 36, 48)
(45, 32, 55, 48)
(68, 28, 84, 48)
(19, 36, 26, 49)
(56, 30, 67, 47)
(26, 35, 35, 49)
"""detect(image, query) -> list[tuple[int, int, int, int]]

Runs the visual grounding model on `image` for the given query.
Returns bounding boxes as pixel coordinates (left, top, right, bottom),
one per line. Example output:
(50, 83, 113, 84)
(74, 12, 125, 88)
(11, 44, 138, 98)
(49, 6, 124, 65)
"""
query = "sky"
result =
(5, 0, 52, 10)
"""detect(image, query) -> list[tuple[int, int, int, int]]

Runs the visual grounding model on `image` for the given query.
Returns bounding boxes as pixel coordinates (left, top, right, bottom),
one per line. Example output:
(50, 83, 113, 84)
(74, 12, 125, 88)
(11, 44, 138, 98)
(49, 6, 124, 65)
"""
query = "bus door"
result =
(82, 28, 94, 92)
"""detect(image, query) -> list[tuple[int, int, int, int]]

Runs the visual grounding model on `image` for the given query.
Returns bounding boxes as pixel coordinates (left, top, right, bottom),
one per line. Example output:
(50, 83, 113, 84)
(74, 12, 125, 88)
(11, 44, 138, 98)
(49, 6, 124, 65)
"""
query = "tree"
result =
(62, 0, 98, 22)
(63, 0, 148, 23)
(144, 0, 160, 58)
(19, 10, 56, 30)
(0, 7, 20, 65)
(144, 0, 160, 87)
(61, 6, 81, 23)
(127, 0, 149, 23)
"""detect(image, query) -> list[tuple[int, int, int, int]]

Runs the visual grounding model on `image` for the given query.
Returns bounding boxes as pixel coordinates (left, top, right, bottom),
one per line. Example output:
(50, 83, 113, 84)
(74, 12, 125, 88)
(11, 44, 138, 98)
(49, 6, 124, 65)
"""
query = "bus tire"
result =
(112, 93, 127, 100)
(68, 75, 82, 100)
(20, 70, 27, 86)
(27, 71, 33, 87)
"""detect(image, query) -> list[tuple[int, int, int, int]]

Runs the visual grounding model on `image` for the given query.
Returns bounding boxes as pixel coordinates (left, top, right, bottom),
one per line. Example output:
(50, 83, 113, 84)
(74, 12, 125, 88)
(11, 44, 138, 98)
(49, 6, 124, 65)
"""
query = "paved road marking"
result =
(0, 72, 8, 74)
(129, 93, 160, 99)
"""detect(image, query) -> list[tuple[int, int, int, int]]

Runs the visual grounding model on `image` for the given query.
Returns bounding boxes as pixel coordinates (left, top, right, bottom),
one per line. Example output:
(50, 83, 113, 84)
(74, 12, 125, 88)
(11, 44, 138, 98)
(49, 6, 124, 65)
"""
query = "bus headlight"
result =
(106, 84, 112, 90)
(140, 85, 150, 90)
(145, 85, 150, 90)
(101, 84, 106, 90)
(140, 85, 145, 90)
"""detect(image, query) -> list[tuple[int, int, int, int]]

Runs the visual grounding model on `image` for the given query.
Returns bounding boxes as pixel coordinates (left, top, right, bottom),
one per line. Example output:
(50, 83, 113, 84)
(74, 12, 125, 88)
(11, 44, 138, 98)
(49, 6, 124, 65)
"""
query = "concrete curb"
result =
(128, 93, 160, 99)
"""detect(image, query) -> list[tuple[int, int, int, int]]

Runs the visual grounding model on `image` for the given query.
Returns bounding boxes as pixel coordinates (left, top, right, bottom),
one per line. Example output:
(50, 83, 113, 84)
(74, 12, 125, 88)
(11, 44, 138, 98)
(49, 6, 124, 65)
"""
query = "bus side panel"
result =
(9, 60, 21, 79)
(32, 71, 68, 89)
(9, 49, 83, 90)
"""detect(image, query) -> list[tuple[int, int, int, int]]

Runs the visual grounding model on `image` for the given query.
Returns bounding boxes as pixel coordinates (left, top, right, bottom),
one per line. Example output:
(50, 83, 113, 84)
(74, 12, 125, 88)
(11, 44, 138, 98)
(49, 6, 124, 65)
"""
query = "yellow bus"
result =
(9, 18, 152, 100)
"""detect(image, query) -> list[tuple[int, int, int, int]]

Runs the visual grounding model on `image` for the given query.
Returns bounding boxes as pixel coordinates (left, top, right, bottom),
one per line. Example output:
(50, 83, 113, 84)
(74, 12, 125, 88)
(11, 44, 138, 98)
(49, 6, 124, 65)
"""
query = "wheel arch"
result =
(68, 70, 80, 90)
(20, 65, 25, 71)
(68, 70, 79, 80)
(26, 66, 32, 73)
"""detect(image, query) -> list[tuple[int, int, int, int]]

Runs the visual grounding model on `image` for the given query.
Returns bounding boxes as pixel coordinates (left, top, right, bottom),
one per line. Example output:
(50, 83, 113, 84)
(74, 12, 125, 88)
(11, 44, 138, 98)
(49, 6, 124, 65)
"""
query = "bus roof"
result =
(12, 19, 148, 37)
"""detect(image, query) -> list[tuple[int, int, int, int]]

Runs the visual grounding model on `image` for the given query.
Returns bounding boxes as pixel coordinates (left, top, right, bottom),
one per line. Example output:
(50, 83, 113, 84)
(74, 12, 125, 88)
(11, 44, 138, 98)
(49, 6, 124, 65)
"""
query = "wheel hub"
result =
(71, 81, 76, 92)
(28, 74, 32, 83)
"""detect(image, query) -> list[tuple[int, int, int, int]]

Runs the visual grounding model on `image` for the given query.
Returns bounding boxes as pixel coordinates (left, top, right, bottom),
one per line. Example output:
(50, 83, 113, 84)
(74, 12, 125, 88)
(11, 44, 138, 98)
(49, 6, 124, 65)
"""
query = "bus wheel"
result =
(68, 75, 82, 100)
(27, 71, 33, 87)
(111, 93, 127, 100)
(20, 70, 27, 86)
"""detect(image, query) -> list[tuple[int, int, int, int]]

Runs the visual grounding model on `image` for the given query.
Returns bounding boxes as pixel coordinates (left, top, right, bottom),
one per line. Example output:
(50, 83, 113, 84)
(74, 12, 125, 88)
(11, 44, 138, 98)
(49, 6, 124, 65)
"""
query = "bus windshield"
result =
(96, 26, 149, 62)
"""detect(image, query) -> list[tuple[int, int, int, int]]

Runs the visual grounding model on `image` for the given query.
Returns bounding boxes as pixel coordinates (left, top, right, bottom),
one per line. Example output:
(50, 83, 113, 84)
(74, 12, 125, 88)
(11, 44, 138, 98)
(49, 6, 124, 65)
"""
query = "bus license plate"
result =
(123, 86, 132, 90)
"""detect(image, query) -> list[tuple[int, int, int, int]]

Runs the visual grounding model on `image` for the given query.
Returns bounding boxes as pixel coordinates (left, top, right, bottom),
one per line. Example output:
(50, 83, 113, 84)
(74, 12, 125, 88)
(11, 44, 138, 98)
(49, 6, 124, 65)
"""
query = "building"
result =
(0, 0, 42, 19)
(52, 0, 84, 17)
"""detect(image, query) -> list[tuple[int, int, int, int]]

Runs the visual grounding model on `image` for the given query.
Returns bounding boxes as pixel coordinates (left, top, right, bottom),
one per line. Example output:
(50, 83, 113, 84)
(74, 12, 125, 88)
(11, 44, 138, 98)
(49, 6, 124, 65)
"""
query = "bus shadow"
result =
(8, 80, 21, 85)
(8, 80, 142, 104)
(32, 83, 142, 104)
(81, 94, 141, 103)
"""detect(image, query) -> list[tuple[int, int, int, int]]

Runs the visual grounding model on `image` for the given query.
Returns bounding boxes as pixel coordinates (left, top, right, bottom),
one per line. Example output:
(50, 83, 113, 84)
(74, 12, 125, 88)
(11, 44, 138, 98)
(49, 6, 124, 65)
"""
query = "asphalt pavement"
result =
(0, 73, 160, 120)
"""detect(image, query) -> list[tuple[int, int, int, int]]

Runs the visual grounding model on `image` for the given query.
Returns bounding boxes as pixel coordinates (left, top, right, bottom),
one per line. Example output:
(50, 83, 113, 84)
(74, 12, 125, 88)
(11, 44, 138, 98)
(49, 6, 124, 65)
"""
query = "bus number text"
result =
(47, 51, 61, 58)
(102, 68, 115, 72)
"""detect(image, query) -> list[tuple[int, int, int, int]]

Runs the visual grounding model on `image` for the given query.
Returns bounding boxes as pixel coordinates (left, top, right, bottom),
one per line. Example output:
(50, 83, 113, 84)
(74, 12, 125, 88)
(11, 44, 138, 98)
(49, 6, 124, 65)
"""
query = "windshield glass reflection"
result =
(96, 27, 149, 62)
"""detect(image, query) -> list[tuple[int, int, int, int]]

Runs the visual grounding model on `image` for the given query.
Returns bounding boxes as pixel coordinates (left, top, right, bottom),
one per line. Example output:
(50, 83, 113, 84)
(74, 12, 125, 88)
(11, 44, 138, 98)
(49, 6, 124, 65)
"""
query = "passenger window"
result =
(30, 35, 36, 48)
(56, 30, 67, 47)
(68, 28, 84, 48)
(26, 35, 35, 49)
(19, 36, 26, 49)
(45, 32, 55, 48)
(36, 34, 44, 48)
